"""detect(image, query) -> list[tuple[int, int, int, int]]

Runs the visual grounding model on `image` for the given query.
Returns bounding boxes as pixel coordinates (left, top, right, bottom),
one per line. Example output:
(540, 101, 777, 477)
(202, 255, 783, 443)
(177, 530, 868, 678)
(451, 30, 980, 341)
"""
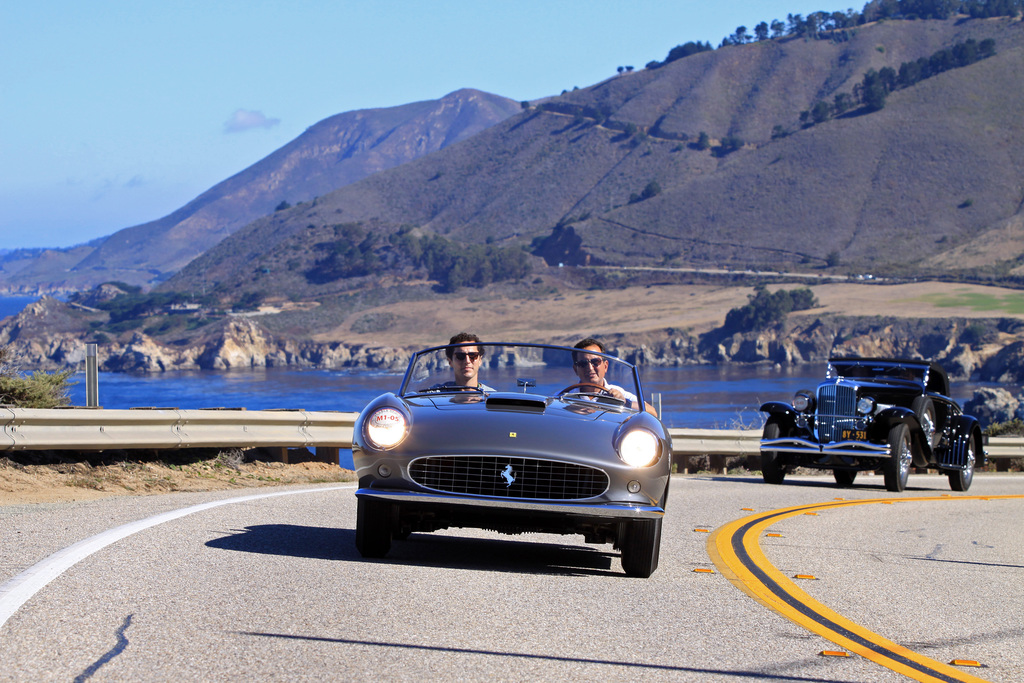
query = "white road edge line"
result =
(0, 484, 357, 629)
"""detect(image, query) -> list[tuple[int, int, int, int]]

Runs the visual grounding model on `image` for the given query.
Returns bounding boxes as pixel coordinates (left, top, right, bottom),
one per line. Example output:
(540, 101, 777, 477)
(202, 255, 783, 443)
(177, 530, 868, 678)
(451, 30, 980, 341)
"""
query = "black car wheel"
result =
(884, 423, 913, 492)
(948, 435, 976, 492)
(761, 419, 787, 485)
(355, 497, 393, 558)
(912, 396, 938, 450)
(833, 470, 857, 487)
(620, 518, 662, 578)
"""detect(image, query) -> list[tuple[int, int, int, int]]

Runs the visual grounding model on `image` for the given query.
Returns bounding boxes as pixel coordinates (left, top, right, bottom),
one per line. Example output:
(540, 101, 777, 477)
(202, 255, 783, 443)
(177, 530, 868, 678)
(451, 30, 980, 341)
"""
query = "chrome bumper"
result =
(356, 488, 665, 519)
(761, 437, 890, 458)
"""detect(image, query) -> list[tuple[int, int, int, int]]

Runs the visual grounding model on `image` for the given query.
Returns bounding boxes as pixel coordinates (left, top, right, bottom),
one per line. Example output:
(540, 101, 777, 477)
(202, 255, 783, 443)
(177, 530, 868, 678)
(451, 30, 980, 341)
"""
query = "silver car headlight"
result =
(365, 407, 408, 449)
(619, 428, 660, 467)
(793, 390, 815, 413)
(856, 397, 876, 416)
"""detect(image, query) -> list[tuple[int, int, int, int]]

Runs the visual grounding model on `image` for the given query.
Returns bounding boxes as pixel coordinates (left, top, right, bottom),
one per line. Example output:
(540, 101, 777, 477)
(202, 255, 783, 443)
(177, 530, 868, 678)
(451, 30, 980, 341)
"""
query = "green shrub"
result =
(986, 418, 1024, 437)
(0, 346, 73, 408)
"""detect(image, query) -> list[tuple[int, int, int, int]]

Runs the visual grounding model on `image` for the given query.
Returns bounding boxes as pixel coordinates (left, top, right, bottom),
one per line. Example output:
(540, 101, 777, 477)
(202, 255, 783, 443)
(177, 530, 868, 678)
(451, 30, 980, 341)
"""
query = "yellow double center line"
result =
(708, 495, 1023, 683)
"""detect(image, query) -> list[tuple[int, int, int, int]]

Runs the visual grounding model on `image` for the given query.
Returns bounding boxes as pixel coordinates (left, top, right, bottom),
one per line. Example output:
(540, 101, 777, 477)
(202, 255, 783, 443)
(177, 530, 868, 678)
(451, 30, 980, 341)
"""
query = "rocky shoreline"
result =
(6, 296, 1024, 385)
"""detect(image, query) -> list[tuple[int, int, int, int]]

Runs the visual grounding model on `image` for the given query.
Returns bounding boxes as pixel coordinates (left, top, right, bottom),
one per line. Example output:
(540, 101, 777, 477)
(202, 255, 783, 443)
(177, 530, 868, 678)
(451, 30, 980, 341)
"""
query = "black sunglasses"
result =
(574, 358, 604, 369)
(454, 351, 480, 361)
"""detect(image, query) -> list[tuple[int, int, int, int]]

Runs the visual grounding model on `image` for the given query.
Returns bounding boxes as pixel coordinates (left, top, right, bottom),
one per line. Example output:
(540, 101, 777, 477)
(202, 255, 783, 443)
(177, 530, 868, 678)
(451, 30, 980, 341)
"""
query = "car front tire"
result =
(620, 518, 662, 578)
(761, 419, 787, 485)
(355, 497, 393, 558)
(884, 423, 912, 492)
(912, 396, 938, 450)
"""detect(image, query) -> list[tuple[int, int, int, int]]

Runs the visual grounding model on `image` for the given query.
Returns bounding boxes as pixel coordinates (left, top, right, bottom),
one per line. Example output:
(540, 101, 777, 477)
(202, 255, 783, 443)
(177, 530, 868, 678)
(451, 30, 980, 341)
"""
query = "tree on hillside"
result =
(661, 41, 713, 66)
(717, 135, 744, 155)
(721, 285, 819, 334)
(811, 99, 834, 124)
(857, 69, 891, 111)
(641, 180, 662, 200)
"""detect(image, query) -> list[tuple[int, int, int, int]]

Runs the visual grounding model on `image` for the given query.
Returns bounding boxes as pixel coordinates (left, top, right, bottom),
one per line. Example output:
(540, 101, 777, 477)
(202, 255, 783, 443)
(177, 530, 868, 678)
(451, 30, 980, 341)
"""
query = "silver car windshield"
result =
(399, 343, 644, 410)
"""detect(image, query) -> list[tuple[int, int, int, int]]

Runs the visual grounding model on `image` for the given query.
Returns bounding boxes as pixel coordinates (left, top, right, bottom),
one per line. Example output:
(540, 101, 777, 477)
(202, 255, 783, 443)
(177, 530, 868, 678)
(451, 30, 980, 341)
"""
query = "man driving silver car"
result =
(572, 338, 658, 416)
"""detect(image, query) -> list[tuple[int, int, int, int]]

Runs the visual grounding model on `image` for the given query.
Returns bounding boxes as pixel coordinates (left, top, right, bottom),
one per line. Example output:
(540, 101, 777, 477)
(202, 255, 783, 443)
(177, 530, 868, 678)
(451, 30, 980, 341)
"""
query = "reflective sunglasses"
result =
(574, 358, 604, 369)
(454, 351, 480, 361)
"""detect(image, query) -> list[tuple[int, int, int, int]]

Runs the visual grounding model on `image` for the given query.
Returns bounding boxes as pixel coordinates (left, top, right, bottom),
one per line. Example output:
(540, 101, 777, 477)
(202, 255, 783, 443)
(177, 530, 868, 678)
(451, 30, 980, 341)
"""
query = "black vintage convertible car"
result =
(351, 342, 672, 577)
(759, 357, 985, 492)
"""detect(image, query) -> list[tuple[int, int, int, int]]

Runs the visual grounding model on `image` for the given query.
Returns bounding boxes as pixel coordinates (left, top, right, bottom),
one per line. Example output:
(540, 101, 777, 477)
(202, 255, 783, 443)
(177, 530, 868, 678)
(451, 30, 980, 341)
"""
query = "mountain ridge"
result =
(0, 89, 521, 294)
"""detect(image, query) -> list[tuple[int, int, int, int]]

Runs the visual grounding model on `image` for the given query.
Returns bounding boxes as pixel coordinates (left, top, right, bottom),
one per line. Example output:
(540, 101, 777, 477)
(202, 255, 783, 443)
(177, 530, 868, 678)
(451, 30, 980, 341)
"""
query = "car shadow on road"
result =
(206, 524, 619, 576)
(384, 533, 619, 577)
(694, 475, 951, 492)
(207, 524, 353, 560)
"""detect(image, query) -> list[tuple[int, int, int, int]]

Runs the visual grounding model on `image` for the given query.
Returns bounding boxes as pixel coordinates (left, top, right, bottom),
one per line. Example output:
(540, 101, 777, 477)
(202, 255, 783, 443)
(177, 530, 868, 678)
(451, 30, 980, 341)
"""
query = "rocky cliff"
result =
(6, 298, 1024, 384)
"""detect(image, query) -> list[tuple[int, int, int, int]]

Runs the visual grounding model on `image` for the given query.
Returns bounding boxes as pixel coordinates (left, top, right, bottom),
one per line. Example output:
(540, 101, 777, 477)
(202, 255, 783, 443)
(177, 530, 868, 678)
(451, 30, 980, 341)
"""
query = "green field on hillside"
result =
(916, 289, 1024, 314)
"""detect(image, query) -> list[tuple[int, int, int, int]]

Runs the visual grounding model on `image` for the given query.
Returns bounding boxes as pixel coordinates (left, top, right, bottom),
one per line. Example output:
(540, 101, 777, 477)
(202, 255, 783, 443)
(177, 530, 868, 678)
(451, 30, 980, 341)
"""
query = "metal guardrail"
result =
(0, 407, 355, 452)
(1, 408, 1021, 462)
(667, 428, 761, 456)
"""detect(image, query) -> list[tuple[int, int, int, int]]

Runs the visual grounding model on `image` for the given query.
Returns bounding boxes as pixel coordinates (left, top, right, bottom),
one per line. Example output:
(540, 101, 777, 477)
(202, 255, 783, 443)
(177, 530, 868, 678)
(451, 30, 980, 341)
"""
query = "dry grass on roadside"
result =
(0, 449, 355, 505)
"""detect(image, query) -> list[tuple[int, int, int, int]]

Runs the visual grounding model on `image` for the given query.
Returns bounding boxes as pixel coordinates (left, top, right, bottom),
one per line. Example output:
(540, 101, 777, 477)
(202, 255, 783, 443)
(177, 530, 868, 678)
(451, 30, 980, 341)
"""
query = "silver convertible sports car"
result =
(352, 342, 672, 577)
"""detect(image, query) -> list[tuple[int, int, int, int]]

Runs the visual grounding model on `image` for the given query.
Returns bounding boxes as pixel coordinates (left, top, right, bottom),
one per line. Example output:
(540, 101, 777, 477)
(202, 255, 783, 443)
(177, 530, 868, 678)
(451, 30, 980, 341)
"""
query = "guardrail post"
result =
(85, 343, 99, 408)
(266, 447, 288, 464)
(316, 446, 340, 464)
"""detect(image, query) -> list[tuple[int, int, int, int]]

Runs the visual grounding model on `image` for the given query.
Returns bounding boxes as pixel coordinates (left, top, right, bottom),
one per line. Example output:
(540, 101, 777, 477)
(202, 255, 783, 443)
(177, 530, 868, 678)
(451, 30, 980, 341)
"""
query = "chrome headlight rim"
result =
(364, 406, 409, 450)
(618, 428, 661, 468)
(856, 396, 876, 416)
(793, 390, 815, 413)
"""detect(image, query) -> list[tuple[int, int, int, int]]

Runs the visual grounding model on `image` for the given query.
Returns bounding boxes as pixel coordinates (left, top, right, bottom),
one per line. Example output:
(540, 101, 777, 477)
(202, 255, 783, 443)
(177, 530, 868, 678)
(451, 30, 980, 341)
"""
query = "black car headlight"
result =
(856, 397, 876, 416)
(618, 428, 660, 467)
(365, 407, 408, 449)
(793, 390, 815, 413)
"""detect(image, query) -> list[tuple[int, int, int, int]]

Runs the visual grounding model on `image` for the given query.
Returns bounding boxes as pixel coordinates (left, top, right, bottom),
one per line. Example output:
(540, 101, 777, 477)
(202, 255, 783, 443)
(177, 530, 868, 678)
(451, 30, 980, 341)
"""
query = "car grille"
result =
(816, 383, 858, 443)
(408, 456, 609, 500)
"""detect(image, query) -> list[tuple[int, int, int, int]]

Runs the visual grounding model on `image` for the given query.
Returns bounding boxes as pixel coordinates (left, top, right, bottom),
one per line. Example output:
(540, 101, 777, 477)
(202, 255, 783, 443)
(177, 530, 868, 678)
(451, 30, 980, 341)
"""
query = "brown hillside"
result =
(167, 17, 1024, 301)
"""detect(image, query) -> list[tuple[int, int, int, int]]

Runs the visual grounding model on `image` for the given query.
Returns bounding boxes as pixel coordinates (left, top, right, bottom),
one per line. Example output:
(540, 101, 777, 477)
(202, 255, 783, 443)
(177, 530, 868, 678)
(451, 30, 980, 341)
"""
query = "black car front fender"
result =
(873, 406, 920, 435)
(760, 401, 800, 431)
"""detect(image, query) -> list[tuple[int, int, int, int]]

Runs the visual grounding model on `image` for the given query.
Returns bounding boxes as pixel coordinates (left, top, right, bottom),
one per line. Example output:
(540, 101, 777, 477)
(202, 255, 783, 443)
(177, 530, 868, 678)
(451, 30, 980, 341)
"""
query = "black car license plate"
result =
(842, 429, 867, 441)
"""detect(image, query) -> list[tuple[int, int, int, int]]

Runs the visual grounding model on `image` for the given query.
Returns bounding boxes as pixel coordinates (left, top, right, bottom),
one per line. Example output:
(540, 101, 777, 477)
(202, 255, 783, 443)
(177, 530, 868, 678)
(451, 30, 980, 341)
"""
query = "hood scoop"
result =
(485, 393, 547, 413)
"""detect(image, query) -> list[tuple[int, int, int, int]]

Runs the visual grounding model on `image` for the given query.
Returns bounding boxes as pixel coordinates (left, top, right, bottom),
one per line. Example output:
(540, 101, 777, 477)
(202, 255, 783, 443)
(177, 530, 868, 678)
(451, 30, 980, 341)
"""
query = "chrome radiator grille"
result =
(816, 383, 858, 443)
(409, 456, 609, 500)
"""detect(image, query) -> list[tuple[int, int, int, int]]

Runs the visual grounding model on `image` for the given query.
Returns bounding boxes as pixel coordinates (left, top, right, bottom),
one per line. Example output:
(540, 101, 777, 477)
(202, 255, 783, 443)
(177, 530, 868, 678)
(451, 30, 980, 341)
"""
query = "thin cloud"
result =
(224, 109, 281, 133)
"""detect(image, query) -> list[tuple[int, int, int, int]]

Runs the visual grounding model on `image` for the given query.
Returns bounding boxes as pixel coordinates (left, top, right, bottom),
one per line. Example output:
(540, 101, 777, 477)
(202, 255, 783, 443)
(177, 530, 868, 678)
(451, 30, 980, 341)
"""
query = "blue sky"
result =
(2, 1, 856, 250)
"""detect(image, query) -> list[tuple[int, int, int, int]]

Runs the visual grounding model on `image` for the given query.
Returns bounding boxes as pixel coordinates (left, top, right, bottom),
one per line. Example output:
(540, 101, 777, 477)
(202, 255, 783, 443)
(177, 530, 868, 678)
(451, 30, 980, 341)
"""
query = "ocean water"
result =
(60, 361, 994, 428)
(64, 365, 818, 428)
(0, 296, 36, 320)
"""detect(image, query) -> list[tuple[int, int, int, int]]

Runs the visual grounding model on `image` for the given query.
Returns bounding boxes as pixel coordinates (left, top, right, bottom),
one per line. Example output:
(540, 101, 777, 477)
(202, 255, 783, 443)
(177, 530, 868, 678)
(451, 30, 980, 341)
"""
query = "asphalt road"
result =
(1, 473, 1021, 682)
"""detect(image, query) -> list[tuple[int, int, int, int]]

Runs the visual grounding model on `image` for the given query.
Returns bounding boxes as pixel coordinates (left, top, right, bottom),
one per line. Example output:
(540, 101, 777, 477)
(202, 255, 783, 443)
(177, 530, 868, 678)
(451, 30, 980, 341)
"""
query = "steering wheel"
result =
(557, 382, 616, 398)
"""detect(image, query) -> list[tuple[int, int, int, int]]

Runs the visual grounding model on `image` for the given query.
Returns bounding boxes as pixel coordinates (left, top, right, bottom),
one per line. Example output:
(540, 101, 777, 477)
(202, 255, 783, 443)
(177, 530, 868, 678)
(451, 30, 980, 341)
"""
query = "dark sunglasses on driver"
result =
(454, 351, 480, 361)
